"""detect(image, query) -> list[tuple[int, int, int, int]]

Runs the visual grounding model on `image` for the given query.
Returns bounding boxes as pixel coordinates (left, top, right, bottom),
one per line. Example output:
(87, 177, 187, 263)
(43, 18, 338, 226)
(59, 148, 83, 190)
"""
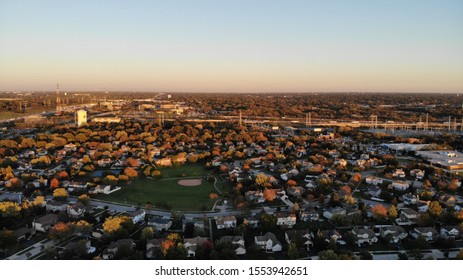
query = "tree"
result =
(0, 201, 21, 218)
(141, 226, 155, 241)
(102, 216, 131, 235)
(286, 180, 298, 187)
(388, 205, 398, 220)
(0, 229, 16, 250)
(456, 249, 463, 260)
(49, 222, 72, 240)
(263, 188, 276, 202)
(151, 170, 161, 178)
(124, 167, 138, 178)
(33, 196, 45, 207)
(293, 202, 300, 212)
(428, 201, 442, 218)
(72, 220, 92, 236)
(259, 213, 277, 232)
(255, 174, 269, 186)
(287, 242, 300, 259)
(78, 194, 90, 205)
(318, 249, 338, 260)
(103, 175, 118, 186)
(53, 188, 68, 201)
(50, 178, 60, 189)
(352, 173, 362, 183)
(371, 204, 388, 219)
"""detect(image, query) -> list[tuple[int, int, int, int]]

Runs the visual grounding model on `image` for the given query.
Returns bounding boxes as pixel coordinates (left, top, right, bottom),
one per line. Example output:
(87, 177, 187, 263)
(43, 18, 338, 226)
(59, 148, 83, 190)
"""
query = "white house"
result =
(216, 216, 237, 230)
(148, 217, 172, 231)
(275, 213, 297, 228)
(391, 181, 409, 191)
(184, 237, 209, 258)
(440, 226, 462, 239)
(33, 213, 59, 232)
(351, 228, 378, 246)
(392, 169, 406, 178)
(402, 193, 419, 205)
(67, 203, 86, 219)
(129, 209, 146, 224)
(410, 227, 438, 241)
(323, 207, 347, 220)
(365, 176, 384, 186)
(46, 200, 68, 212)
(254, 232, 282, 253)
(299, 209, 319, 222)
(219, 236, 246, 255)
(380, 225, 408, 243)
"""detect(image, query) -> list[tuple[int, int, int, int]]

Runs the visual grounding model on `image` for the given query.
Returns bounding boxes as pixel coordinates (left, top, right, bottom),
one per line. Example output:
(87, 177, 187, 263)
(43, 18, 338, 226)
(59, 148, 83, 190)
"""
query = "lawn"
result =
(98, 165, 230, 211)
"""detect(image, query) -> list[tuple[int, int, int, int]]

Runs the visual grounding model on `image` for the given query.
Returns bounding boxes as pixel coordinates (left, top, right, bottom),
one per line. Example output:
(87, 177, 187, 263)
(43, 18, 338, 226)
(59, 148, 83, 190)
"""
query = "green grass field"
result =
(98, 165, 230, 211)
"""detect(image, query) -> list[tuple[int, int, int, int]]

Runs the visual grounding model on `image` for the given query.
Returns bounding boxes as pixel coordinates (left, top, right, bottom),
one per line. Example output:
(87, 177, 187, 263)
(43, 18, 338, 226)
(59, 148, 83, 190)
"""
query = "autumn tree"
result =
(371, 204, 388, 219)
(102, 216, 132, 235)
(124, 167, 138, 178)
(0, 201, 21, 218)
(388, 205, 398, 220)
(0, 229, 17, 249)
(78, 194, 90, 205)
(33, 196, 45, 207)
(50, 178, 60, 189)
(141, 226, 155, 241)
(428, 201, 443, 218)
(72, 220, 92, 236)
(103, 175, 118, 186)
(53, 188, 68, 201)
(351, 173, 363, 183)
(286, 180, 298, 187)
(263, 188, 277, 202)
(255, 174, 269, 186)
(49, 222, 72, 240)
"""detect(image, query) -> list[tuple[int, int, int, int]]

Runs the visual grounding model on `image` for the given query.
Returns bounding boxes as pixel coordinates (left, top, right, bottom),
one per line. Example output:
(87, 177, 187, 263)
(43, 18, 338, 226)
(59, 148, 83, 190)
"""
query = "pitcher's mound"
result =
(178, 179, 202, 186)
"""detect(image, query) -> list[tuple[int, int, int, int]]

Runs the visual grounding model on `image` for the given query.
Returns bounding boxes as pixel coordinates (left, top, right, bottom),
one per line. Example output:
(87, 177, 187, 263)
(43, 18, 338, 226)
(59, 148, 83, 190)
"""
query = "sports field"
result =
(98, 165, 229, 211)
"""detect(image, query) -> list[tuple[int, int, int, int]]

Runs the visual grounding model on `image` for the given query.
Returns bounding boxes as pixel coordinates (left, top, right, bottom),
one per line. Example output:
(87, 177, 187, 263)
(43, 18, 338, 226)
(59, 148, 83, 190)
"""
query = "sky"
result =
(0, 0, 462, 93)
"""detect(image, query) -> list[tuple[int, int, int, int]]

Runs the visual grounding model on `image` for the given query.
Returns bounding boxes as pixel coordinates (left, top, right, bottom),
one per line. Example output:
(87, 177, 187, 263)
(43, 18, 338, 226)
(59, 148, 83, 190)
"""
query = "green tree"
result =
(287, 242, 300, 259)
(318, 249, 338, 260)
(141, 226, 155, 241)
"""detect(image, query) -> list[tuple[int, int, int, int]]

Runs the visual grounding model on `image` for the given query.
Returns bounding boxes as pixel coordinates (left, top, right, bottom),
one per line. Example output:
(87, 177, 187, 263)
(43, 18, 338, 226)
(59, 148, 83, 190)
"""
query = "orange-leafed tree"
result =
(209, 192, 218, 199)
(58, 171, 69, 180)
(50, 178, 60, 189)
(286, 180, 298, 187)
(124, 167, 138, 178)
(455, 210, 463, 221)
(371, 204, 388, 219)
(352, 173, 363, 183)
(33, 196, 45, 207)
(263, 188, 277, 202)
(78, 194, 90, 205)
(49, 222, 71, 240)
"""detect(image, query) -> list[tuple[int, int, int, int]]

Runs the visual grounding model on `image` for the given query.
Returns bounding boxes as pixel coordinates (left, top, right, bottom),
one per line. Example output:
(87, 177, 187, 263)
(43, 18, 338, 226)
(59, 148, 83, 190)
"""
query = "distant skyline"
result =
(0, 0, 462, 93)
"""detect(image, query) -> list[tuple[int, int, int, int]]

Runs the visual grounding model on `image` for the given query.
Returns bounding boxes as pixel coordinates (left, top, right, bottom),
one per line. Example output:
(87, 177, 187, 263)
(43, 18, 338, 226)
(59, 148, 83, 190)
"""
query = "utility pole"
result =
(56, 83, 61, 112)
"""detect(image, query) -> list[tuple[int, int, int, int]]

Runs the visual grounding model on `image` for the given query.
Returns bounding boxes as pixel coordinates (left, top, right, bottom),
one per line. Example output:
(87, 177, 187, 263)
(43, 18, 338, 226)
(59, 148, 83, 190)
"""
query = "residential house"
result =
(365, 176, 384, 186)
(219, 236, 246, 255)
(391, 181, 409, 191)
(254, 232, 282, 253)
(402, 193, 419, 205)
(275, 212, 297, 228)
(102, 239, 135, 260)
(245, 191, 265, 203)
(14, 227, 36, 242)
(148, 217, 172, 231)
(244, 215, 259, 229)
(67, 203, 86, 219)
(367, 185, 382, 198)
(417, 201, 429, 213)
(68, 181, 89, 191)
(410, 169, 425, 179)
(129, 209, 146, 224)
(33, 213, 59, 232)
(146, 238, 164, 259)
(440, 226, 462, 239)
(323, 207, 347, 220)
(396, 208, 419, 225)
(299, 209, 319, 222)
(89, 185, 113, 194)
(392, 169, 406, 178)
(216, 216, 237, 230)
(380, 225, 408, 243)
(46, 200, 68, 212)
(62, 239, 95, 256)
(319, 230, 346, 245)
(351, 228, 378, 246)
(183, 237, 209, 258)
(285, 229, 313, 251)
(410, 227, 438, 241)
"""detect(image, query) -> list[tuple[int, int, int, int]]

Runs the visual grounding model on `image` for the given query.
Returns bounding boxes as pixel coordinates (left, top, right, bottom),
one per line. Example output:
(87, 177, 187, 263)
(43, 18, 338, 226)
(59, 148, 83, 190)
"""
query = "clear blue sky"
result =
(0, 0, 462, 92)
